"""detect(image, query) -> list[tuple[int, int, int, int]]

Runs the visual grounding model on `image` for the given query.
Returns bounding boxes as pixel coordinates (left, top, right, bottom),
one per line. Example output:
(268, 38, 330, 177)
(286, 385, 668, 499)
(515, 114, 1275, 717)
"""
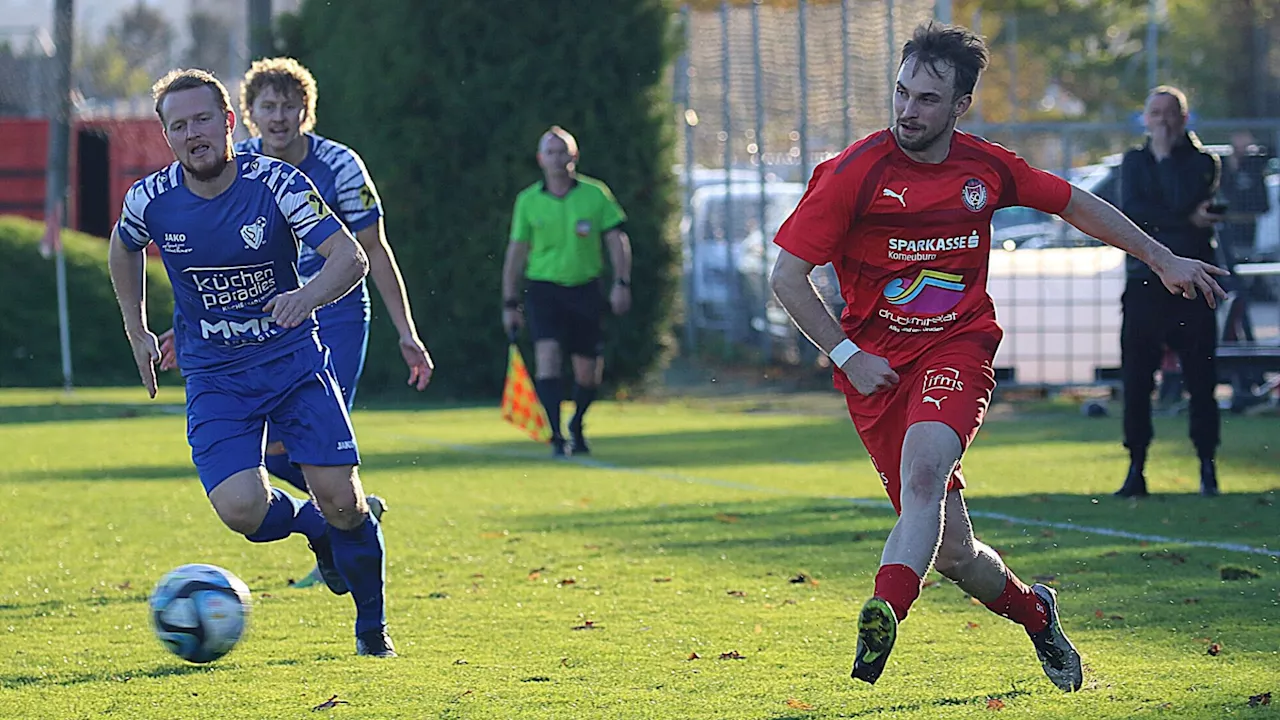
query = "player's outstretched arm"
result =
(770, 250, 898, 395)
(265, 228, 368, 328)
(1058, 185, 1228, 308)
(356, 219, 433, 390)
(107, 229, 160, 398)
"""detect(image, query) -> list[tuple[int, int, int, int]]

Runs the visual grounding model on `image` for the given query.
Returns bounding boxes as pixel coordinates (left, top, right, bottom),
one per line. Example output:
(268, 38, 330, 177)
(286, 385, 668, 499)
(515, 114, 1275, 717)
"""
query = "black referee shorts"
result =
(524, 279, 605, 358)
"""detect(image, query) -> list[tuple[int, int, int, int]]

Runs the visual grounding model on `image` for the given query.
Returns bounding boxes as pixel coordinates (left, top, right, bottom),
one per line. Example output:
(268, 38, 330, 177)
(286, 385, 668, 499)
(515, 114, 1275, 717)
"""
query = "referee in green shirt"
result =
(501, 126, 633, 457)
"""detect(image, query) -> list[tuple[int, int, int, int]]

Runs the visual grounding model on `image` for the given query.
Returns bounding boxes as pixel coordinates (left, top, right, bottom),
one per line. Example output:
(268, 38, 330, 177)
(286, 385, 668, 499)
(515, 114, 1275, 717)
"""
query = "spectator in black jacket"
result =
(1115, 86, 1224, 498)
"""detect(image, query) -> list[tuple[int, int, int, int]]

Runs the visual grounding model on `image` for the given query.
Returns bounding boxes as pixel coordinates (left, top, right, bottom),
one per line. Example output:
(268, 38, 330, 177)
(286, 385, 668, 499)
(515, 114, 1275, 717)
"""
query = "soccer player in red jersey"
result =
(770, 22, 1226, 691)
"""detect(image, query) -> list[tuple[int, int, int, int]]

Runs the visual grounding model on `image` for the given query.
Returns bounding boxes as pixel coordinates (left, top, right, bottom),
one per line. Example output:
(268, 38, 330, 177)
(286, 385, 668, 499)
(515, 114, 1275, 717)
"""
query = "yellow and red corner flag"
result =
(501, 340, 551, 443)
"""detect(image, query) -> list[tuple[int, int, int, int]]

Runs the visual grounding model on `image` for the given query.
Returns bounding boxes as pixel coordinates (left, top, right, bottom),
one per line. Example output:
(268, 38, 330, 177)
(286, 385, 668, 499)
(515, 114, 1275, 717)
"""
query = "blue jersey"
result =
(235, 133, 383, 322)
(114, 154, 343, 376)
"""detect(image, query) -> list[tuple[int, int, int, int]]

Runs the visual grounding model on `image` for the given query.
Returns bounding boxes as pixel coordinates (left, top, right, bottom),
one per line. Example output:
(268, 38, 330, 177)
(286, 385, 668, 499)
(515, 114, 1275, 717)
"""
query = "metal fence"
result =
(672, 2, 1280, 386)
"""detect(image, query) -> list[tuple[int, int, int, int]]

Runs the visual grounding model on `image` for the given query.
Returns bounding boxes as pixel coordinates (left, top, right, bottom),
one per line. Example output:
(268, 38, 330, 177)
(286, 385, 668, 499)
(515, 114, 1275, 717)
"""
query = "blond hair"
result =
(151, 68, 232, 124)
(240, 57, 319, 136)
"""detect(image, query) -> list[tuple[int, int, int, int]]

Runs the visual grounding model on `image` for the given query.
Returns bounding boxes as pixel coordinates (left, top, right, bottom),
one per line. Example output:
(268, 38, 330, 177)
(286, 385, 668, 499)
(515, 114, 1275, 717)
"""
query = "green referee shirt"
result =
(509, 175, 627, 287)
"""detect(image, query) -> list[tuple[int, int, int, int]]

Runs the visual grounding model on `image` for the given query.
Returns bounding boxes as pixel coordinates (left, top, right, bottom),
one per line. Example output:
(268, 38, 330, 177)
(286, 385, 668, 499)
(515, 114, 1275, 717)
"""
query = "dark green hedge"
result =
(279, 0, 681, 400)
(0, 216, 175, 387)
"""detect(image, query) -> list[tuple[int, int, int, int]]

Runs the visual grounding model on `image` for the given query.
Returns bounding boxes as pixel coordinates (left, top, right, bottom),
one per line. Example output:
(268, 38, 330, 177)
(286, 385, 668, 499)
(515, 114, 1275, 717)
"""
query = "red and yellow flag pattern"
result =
(501, 343, 551, 442)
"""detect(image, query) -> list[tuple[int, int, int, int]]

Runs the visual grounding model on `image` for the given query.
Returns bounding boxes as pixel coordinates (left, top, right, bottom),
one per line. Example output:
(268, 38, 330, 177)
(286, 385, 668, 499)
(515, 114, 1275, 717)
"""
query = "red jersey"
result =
(773, 129, 1072, 380)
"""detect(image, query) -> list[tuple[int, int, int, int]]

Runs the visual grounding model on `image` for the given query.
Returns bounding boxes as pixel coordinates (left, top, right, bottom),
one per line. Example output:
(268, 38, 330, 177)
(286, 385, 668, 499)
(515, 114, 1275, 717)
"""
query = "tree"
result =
(282, 0, 681, 399)
(183, 10, 234, 79)
(75, 1, 175, 101)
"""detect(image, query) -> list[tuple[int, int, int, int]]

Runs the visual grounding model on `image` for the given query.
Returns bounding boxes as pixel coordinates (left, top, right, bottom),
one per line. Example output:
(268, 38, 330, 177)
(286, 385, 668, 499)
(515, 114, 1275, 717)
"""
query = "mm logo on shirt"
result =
(199, 317, 276, 344)
(187, 262, 276, 311)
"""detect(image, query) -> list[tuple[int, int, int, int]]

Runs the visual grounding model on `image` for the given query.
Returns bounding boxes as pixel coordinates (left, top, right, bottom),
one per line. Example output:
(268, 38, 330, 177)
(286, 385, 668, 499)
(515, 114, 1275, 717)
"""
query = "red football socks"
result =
(873, 563, 922, 622)
(984, 572, 1049, 633)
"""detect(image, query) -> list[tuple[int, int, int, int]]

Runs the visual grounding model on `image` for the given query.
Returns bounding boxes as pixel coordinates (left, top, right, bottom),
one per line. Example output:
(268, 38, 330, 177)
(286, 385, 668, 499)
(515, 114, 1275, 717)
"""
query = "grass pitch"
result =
(0, 388, 1276, 719)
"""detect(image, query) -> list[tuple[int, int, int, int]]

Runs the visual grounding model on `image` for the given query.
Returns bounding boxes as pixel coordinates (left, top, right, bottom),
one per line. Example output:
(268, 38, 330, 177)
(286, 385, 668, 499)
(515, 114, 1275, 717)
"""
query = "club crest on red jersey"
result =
(961, 178, 988, 212)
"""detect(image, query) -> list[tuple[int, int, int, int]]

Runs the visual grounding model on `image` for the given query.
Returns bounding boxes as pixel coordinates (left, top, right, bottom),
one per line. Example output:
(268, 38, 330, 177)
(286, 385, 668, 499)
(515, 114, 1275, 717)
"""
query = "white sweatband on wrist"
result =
(828, 338, 861, 367)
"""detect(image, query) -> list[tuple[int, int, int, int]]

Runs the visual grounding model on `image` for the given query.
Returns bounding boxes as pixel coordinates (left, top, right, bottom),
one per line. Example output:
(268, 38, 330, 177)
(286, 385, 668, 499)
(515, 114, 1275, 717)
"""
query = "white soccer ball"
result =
(148, 563, 252, 663)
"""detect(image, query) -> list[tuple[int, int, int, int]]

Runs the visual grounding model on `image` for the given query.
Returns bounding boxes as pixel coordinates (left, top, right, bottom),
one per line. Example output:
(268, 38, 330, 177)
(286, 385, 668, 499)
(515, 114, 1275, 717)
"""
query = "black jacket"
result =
(1119, 132, 1220, 282)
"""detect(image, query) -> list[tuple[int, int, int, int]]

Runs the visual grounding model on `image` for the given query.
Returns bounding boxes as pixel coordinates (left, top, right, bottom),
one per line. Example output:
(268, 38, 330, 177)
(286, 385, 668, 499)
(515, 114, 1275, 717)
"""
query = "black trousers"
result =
(1121, 280, 1220, 458)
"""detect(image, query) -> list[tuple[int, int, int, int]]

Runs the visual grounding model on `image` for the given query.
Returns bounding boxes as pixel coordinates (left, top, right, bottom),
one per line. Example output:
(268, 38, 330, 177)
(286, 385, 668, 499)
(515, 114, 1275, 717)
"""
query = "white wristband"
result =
(828, 338, 861, 367)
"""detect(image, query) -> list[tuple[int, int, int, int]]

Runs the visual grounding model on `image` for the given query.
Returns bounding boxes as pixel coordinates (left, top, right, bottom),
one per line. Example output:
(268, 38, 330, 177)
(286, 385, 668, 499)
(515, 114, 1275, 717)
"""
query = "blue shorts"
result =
(186, 346, 360, 493)
(316, 315, 370, 409)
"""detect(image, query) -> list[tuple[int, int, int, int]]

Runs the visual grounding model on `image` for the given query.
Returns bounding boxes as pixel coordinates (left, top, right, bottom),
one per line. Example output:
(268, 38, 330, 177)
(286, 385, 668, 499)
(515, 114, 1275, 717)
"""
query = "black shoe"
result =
(1113, 464, 1149, 498)
(551, 436, 567, 458)
(851, 597, 897, 685)
(1199, 458, 1219, 496)
(568, 418, 590, 456)
(1026, 584, 1083, 692)
(355, 629, 397, 657)
(307, 534, 349, 596)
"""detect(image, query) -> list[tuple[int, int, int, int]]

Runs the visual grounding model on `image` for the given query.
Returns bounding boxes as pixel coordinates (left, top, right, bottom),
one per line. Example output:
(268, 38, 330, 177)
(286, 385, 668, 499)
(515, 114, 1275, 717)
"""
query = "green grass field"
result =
(0, 388, 1276, 719)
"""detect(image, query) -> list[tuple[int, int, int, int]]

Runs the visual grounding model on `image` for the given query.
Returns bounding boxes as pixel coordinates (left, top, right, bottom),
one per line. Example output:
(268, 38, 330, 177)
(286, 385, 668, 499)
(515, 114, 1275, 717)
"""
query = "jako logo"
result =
(336, 440, 356, 451)
(882, 269, 966, 314)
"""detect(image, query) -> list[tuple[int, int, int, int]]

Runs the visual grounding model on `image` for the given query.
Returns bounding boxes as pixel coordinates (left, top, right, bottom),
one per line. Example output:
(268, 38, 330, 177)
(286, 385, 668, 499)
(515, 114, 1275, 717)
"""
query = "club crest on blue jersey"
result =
(240, 216, 268, 250)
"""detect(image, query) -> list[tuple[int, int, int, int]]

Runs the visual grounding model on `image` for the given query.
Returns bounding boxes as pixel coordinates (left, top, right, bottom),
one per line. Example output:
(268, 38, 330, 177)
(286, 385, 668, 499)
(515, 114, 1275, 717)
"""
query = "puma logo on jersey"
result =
(922, 395, 947, 409)
(882, 186, 908, 208)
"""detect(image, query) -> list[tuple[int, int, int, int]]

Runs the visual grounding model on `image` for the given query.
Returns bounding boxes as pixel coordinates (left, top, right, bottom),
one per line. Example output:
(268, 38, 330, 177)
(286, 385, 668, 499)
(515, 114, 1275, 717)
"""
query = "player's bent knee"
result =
(302, 464, 367, 530)
(899, 468, 949, 509)
(207, 469, 272, 535)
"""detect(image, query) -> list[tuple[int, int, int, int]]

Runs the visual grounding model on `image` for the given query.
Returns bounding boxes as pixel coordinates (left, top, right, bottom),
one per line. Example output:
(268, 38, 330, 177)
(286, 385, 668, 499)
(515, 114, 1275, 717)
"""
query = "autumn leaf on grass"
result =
(687, 652, 701, 661)
(986, 698, 1005, 710)
(785, 698, 815, 710)
(922, 579, 941, 589)
(1094, 610, 1105, 619)
(754, 624, 763, 634)
(528, 567, 546, 581)
(583, 544, 601, 550)
(571, 620, 599, 631)
(1207, 643, 1222, 656)
(726, 589, 746, 597)
(312, 695, 349, 711)
(714, 513, 740, 523)
(1141, 551, 1187, 564)
(718, 650, 745, 660)
(557, 578, 576, 587)
(427, 592, 449, 599)
(453, 659, 468, 665)
(653, 577, 673, 583)
(966, 622, 981, 630)
(1220, 566, 1262, 581)
(1248, 692, 1271, 707)
(116, 580, 131, 591)
(789, 573, 812, 584)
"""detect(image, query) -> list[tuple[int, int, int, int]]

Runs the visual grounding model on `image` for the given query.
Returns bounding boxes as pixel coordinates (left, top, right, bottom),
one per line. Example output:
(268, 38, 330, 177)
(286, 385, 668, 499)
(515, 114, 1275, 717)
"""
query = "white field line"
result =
(395, 437, 1280, 559)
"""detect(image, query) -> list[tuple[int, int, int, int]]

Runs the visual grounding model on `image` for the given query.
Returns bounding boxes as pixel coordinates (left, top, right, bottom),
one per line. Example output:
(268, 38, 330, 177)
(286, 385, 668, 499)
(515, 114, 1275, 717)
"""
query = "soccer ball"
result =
(148, 563, 252, 663)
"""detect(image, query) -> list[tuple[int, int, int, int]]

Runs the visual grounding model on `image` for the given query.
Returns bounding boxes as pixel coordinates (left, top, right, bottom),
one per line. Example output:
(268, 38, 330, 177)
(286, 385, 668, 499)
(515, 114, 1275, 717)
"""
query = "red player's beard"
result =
(894, 117, 952, 153)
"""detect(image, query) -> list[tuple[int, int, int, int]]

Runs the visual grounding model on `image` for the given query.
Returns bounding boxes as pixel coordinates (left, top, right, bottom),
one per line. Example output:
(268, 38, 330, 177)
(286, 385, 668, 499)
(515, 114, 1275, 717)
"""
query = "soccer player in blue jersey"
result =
(156, 57, 433, 587)
(108, 68, 395, 657)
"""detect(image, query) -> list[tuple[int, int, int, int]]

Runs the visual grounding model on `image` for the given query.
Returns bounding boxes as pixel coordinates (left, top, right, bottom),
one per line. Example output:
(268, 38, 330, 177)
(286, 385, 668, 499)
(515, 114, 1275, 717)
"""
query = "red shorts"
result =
(841, 338, 997, 515)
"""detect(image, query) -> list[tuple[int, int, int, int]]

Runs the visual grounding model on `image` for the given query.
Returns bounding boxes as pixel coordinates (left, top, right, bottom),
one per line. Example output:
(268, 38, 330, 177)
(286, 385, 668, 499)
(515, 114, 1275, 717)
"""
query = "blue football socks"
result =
(328, 513, 387, 635)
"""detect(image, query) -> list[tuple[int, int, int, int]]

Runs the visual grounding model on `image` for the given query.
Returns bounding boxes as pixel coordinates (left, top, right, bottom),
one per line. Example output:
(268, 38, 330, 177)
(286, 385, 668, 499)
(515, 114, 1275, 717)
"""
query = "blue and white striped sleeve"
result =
(114, 178, 154, 251)
(274, 167, 343, 250)
(332, 146, 383, 234)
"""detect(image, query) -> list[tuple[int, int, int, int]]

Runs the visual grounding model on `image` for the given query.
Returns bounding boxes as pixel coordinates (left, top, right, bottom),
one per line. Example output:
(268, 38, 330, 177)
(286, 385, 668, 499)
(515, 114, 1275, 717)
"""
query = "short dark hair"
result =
(152, 68, 232, 124)
(900, 21, 990, 101)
